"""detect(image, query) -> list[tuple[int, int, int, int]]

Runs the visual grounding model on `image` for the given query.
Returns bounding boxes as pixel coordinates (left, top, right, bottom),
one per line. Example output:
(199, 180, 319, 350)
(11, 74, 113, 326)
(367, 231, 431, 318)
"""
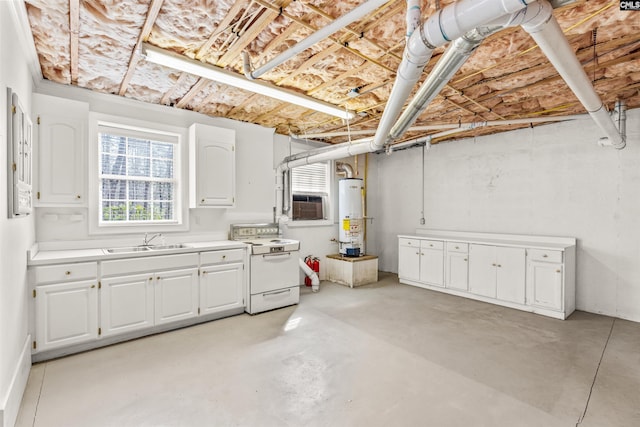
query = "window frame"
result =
(88, 113, 189, 235)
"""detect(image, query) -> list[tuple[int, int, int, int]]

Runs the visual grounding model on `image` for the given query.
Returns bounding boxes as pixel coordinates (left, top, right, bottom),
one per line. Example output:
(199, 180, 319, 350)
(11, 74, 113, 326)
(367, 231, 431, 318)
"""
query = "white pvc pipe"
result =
(521, 0, 625, 148)
(244, 0, 390, 80)
(295, 114, 590, 139)
(369, 0, 536, 150)
(299, 258, 320, 292)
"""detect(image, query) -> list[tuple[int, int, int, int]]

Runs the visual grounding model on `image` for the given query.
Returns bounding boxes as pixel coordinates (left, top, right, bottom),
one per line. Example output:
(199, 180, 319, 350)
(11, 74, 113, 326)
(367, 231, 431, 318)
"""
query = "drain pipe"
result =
(299, 258, 320, 292)
(521, 0, 625, 149)
(243, 0, 390, 80)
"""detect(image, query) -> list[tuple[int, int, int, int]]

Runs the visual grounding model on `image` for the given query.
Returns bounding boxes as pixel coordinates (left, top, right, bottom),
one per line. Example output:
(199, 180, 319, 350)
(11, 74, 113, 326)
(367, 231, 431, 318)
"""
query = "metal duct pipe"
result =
(369, 0, 537, 151)
(389, 1, 553, 143)
(243, 0, 389, 80)
(521, 0, 626, 148)
(389, 27, 497, 141)
(336, 162, 354, 178)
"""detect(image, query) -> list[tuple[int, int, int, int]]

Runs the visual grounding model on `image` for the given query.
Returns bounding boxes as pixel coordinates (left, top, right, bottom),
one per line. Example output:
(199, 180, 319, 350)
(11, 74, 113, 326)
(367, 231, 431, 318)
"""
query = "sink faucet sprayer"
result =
(143, 233, 162, 246)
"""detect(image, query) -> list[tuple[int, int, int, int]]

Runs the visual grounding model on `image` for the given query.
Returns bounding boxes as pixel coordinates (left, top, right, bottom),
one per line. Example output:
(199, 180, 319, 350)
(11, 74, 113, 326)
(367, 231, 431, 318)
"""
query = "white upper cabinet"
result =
(33, 94, 88, 206)
(189, 123, 236, 208)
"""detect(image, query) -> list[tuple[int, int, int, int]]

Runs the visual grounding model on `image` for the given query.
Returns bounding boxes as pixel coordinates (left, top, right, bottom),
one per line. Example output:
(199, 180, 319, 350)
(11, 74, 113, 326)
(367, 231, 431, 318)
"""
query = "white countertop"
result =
(398, 233, 576, 251)
(28, 240, 248, 266)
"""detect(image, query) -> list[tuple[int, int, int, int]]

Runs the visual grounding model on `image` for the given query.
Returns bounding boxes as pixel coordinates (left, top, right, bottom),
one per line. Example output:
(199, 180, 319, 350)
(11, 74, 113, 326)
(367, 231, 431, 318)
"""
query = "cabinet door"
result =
(155, 268, 199, 325)
(35, 280, 98, 352)
(446, 252, 469, 290)
(468, 244, 496, 298)
(37, 114, 86, 205)
(529, 261, 563, 310)
(398, 244, 420, 282)
(189, 124, 236, 208)
(200, 263, 244, 315)
(420, 246, 444, 286)
(101, 273, 154, 337)
(495, 247, 526, 304)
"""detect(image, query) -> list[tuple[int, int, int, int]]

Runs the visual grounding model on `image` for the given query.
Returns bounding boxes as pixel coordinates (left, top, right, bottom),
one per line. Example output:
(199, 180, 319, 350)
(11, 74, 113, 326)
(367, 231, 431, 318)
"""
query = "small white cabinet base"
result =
(399, 230, 576, 320)
(325, 254, 378, 288)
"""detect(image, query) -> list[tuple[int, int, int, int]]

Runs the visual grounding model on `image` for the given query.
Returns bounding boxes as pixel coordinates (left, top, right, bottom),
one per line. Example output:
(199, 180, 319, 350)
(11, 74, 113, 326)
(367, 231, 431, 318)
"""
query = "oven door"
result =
(250, 251, 299, 294)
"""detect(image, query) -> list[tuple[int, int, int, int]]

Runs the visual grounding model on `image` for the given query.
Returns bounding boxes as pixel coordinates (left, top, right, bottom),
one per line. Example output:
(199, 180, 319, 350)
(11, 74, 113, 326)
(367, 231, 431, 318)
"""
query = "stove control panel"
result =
(230, 223, 280, 240)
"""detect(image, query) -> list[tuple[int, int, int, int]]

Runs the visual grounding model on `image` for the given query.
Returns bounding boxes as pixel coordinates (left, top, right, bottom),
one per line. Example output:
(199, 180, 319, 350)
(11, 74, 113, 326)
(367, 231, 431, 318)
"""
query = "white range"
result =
(230, 223, 300, 314)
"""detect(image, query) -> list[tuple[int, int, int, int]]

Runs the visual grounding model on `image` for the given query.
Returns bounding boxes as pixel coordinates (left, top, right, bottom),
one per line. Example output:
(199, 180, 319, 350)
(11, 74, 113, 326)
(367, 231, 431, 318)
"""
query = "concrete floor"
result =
(16, 272, 640, 427)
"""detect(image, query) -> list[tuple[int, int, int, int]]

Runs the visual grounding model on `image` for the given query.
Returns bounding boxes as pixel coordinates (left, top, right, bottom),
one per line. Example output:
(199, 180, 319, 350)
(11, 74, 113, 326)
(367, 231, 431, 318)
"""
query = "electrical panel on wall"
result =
(7, 87, 33, 217)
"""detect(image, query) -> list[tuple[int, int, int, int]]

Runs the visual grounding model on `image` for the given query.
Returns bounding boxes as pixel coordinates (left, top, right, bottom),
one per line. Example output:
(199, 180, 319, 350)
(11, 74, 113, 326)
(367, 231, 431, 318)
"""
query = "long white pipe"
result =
(521, 1, 625, 148)
(294, 114, 590, 139)
(299, 258, 320, 292)
(243, 0, 389, 80)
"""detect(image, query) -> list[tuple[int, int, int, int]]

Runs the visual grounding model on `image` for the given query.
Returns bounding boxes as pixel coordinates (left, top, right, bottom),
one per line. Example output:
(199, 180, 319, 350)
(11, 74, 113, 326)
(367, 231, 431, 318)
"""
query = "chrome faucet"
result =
(143, 232, 162, 246)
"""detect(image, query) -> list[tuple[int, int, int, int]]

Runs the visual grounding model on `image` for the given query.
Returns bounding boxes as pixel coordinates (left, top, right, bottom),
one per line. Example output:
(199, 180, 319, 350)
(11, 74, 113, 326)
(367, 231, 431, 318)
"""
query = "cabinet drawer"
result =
(446, 242, 468, 253)
(399, 238, 421, 247)
(200, 249, 244, 265)
(528, 249, 562, 263)
(421, 240, 444, 250)
(102, 253, 199, 276)
(33, 262, 97, 284)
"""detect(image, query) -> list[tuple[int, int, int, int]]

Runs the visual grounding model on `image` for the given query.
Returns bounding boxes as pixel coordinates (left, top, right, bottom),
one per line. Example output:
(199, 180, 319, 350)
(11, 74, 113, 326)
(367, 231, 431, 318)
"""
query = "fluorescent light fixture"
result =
(141, 43, 355, 120)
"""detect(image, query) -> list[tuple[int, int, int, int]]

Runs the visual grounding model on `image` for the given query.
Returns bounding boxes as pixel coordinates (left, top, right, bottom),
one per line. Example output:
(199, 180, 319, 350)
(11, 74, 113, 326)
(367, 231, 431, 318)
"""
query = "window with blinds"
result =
(98, 124, 178, 224)
(290, 162, 329, 221)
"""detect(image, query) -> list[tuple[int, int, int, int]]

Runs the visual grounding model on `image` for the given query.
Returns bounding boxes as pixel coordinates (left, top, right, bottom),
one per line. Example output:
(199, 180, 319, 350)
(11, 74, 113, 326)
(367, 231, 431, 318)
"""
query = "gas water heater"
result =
(339, 178, 364, 257)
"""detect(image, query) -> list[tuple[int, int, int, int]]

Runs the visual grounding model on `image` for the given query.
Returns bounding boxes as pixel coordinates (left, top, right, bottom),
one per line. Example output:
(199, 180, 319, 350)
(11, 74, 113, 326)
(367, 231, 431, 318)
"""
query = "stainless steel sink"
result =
(148, 244, 190, 250)
(105, 246, 151, 254)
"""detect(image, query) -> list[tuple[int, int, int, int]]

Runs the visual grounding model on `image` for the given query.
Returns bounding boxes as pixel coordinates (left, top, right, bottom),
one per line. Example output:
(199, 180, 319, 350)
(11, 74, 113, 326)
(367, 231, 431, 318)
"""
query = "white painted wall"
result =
(0, 3, 37, 426)
(33, 81, 275, 244)
(368, 109, 640, 321)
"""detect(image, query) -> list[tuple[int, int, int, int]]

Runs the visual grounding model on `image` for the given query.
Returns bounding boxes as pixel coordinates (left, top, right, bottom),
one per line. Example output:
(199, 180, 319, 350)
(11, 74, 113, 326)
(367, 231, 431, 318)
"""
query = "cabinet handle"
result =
(455, 246, 459, 249)
(157, 276, 161, 280)
(149, 277, 153, 281)
(415, 252, 419, 255)
(543, 254, 548, 258)
(222, 255, 226, 259)
(201, 198, 205, 203)
(556, 269, 561, 273)
(429, 244, 433, 247)
(497, 264, 502, 268)
(65, 271, 71, 275)
(492, 263, 496, 267)
(202, 271, 208, 275)
(76, 195, 81, 199)
(464, 258, 467, 261)
(91, 285, 96, 289)
(421, 253, 424, 256)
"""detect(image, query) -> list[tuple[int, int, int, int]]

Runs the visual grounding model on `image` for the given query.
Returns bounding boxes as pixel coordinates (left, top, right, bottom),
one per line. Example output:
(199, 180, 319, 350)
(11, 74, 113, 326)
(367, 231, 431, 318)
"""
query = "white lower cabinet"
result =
(420, 240, 444, 287)
(200, 263, 244, 315)
(155, 268, 199, 325)
(399, 231, 576, 320)
(467, 245, 526, 303)
(445, 242, 469, 291)
(398, 238, 420, 282)
(35, 280, 98, 352)
(30, 247, 247, 360)
(398, 238, 443, 286)
(528, 249, 564, 311)
(100, 273, 154, 337)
